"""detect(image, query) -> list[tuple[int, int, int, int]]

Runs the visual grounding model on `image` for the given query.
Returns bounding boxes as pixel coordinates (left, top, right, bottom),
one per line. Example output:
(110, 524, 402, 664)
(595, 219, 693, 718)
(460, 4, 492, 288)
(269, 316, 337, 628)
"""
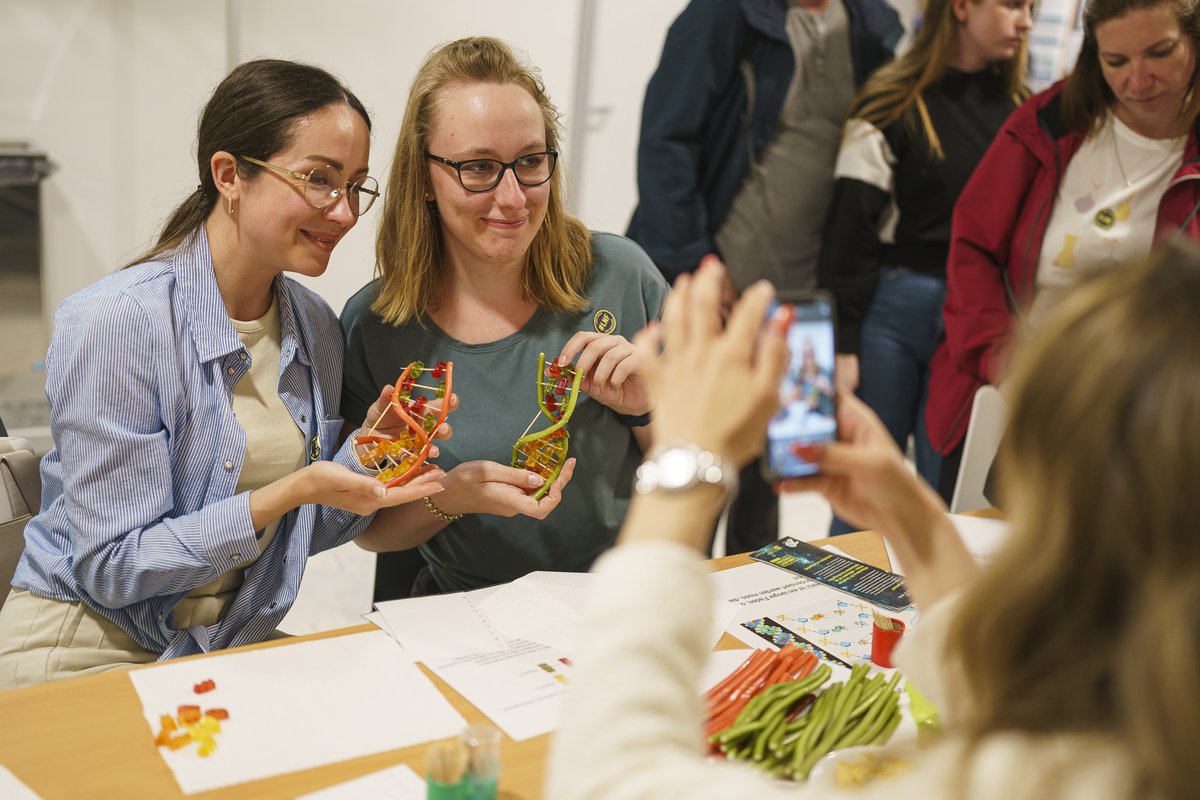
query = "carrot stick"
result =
(791, 651, 817, 680)
(710, 649, 775, 708)
(705, 649, 768, 703)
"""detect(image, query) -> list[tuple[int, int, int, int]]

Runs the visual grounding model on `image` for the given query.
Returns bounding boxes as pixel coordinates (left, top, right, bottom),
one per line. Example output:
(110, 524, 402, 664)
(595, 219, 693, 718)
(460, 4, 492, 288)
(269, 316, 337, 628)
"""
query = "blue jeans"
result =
(830, 267, 946, 535)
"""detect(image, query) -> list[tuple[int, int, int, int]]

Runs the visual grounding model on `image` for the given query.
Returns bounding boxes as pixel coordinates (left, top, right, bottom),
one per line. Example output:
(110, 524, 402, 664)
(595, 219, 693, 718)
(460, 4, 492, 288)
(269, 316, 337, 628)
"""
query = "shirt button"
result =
(300, 415, 307, 423)
(226, 366, 235, 375)
(224, 460, 234, 470)
(269, 602, 277, 610)
(231, 553, 242, 563)
(239, 352, 248, 361)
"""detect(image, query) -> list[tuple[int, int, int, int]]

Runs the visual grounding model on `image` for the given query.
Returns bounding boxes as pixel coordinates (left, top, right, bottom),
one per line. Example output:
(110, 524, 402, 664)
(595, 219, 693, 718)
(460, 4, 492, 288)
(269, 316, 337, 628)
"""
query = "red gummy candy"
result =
(178, 705, 202, 724)
(205, 708, 230, 720)
(193, 679, 216, 694)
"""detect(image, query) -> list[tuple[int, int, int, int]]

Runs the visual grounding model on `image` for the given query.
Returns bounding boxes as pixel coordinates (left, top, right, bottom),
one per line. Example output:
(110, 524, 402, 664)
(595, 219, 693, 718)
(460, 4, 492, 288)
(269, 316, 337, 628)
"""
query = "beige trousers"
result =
(0, 589, 159, 690)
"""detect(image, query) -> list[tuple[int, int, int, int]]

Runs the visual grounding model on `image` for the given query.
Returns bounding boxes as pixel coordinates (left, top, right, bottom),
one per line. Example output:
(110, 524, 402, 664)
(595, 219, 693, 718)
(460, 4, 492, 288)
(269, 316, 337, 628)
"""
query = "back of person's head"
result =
(1062, 0, 1200, 133)
(851, 0, 1029, 157)
(373, 36, 589, 326)
(128, 59, 370, 267)
(949, 243, 1200, 798)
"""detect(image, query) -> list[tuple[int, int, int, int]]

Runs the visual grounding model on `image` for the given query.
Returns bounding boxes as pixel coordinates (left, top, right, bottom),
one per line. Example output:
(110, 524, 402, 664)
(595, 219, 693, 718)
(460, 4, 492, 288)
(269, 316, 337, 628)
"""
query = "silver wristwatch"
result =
(634, 444, 738, 496)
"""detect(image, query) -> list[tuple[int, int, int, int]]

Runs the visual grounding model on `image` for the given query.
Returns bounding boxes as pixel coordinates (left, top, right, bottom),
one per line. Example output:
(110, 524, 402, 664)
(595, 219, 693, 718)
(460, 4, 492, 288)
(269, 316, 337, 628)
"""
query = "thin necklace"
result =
(1111, 117, 1182, 189)
(1094, 118, 1183, 230)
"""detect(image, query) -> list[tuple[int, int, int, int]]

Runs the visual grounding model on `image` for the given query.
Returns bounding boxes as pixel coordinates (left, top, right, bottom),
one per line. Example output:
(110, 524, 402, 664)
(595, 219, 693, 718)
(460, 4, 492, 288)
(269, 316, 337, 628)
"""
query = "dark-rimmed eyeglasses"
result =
(425, 150, 558, 193)
(238, 155, 380, 216)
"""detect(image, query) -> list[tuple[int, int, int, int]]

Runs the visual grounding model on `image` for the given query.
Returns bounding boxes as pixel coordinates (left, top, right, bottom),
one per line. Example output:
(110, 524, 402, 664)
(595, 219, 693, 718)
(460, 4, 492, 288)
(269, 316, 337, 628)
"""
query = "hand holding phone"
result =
(763, 292, 838, 480)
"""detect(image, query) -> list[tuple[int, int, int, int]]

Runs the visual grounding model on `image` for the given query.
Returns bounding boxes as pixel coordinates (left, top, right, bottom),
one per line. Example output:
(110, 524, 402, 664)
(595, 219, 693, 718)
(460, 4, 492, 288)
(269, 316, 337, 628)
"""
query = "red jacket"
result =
(926, 82, 1200, 455)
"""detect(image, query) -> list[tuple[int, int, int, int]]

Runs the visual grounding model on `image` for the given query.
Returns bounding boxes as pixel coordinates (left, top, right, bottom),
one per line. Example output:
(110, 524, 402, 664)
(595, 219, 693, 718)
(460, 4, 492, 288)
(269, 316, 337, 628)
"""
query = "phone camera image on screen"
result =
(766, 296, 837, 479)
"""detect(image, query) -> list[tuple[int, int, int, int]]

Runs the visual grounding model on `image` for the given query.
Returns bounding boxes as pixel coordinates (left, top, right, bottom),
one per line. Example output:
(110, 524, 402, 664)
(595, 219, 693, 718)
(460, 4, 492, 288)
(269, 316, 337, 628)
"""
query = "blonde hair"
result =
(947, 243, 1200, 799)
(372, 36, 592, 326)
(850, 0, 1029, 158)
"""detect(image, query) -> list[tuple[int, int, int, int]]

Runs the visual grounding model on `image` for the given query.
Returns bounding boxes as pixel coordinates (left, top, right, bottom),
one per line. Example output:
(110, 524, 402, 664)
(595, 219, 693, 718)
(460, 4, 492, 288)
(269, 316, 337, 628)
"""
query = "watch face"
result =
(656, 446, 699, 490)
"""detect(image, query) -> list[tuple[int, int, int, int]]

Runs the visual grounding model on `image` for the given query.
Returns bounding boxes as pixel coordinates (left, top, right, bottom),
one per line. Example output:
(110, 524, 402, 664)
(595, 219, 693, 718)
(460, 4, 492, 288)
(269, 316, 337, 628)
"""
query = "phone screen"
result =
(765, 294, 837, 479)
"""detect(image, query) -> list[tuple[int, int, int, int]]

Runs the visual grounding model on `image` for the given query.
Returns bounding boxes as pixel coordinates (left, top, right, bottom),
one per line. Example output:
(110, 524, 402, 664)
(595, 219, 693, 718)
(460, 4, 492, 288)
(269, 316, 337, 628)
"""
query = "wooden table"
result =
(0, 531, 889, 800)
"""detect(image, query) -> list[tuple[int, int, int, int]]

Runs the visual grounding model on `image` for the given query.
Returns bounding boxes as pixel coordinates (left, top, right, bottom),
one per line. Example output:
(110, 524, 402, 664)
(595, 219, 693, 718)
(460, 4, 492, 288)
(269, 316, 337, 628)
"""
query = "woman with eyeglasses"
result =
(0, 59, 446, 688)
(342, 37, 667, 596)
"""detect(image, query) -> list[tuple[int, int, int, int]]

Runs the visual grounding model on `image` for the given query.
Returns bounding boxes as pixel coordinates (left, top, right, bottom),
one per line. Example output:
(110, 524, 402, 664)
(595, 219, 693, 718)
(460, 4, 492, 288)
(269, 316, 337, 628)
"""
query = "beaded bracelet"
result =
(423, 494, 463, 523)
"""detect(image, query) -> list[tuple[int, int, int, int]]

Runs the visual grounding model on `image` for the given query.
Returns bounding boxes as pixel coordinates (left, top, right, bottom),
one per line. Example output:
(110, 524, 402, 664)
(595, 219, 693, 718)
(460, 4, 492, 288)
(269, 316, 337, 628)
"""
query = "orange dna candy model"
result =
(511, 354, 582, 500)
(354, 360, 454, 488)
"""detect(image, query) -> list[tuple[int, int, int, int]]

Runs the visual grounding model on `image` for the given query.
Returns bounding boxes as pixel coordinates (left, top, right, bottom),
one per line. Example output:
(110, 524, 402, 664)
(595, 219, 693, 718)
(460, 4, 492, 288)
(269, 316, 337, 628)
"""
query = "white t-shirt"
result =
(1030, 114, 1185, 326)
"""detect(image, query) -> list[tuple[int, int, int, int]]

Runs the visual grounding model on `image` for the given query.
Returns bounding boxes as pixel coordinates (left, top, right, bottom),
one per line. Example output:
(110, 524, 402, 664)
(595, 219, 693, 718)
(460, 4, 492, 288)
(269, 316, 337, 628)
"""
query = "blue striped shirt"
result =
(11, 230, 372, 659)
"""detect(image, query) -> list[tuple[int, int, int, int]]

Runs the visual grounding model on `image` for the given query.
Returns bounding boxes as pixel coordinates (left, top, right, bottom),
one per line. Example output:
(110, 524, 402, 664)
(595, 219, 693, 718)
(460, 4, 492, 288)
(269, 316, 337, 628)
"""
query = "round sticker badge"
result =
(593, 309, 617, 334)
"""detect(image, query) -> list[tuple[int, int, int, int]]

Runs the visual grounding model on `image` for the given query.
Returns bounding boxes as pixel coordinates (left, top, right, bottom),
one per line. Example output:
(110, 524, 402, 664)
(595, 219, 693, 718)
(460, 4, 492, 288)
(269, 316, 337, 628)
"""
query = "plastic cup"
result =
(870, 616, 906, 668)
(426, 740, 468, 800)
(460, 723, 501, 800)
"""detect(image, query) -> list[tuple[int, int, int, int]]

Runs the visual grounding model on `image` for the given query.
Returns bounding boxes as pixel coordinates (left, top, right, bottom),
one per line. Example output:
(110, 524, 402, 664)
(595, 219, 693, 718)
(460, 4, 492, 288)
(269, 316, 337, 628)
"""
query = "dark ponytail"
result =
(125, 58, 371, 268)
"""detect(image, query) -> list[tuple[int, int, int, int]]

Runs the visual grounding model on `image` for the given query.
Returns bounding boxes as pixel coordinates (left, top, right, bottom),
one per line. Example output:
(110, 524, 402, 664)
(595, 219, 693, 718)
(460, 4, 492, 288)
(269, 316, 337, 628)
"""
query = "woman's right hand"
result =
(432, 458, 576, 520)
(835, 353, 860, 394)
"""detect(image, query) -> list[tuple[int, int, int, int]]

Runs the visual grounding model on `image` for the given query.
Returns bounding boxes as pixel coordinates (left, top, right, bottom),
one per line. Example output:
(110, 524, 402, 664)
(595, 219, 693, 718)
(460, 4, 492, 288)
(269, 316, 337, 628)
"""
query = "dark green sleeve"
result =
(338, 284, 381, 426)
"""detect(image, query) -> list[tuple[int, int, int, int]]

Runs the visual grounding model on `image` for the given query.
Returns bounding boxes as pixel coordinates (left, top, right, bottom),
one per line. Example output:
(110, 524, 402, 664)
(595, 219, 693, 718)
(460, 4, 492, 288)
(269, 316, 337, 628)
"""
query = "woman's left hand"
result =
(557, 332, 654, 416)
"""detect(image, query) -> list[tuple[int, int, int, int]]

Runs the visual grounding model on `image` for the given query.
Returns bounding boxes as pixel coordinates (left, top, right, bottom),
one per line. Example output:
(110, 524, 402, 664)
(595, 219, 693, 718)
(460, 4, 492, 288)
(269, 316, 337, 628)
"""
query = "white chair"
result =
(950, 385, 1008, 513)
(0, 437, 40, 613)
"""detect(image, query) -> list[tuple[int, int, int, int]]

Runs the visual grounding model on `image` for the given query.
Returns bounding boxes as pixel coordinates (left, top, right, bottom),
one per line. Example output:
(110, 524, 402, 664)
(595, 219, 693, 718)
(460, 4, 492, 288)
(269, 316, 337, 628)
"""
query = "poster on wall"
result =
(1028, 0, 1085, 90)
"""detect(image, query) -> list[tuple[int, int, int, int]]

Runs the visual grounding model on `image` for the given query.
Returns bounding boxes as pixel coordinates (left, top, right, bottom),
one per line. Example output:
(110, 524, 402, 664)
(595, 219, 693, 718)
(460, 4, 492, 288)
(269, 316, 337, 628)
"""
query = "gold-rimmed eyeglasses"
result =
(237, 155, 380, 216)
(426, 150, 558, 193)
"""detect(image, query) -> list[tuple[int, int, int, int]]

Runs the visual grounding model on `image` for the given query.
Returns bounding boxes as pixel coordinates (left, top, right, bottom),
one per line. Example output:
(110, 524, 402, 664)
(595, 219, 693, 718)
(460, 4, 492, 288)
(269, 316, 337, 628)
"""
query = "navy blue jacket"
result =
(627, 0, 904, 280)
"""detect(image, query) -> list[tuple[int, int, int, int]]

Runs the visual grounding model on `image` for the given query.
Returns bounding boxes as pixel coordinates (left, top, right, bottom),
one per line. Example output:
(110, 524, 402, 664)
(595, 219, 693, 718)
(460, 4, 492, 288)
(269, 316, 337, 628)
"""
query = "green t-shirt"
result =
(340, 232, 668, 591)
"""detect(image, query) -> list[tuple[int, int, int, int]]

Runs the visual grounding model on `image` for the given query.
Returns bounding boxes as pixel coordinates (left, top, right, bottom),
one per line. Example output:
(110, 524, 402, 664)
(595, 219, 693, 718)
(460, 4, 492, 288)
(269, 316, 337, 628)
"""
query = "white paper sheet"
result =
(709, 561, 828, 615)
(481, 570, 735, 653)
(0, 764, 41, 799)
(423, 638, 573, 742)
(375, 588, 508, 662)
(878, 513, 1011, 574)
(479, 575, 582, 653)
(948, 513, 1010, 566)
(363, 610, 398, 641)
(296, 763, 425, 800)
(128, 631, 467, 795)
(725, 580, 920, 669)
(508, 570, 592, 608)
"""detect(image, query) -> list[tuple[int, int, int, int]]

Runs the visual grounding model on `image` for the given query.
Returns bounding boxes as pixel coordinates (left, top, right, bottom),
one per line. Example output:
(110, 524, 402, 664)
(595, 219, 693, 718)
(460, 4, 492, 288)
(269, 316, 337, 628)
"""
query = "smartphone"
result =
(762, 292, 838, 480)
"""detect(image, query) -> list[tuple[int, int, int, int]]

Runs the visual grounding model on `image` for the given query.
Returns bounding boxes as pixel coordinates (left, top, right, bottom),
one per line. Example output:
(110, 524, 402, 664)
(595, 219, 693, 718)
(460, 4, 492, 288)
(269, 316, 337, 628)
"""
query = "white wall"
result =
(3, 0, 592, 322)
(6, 0, 929, 323)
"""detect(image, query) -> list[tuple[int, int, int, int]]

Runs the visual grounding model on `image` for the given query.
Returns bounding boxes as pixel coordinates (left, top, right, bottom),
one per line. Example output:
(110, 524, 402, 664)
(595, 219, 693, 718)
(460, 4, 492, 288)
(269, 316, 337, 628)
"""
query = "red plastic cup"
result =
(870, 617, 906, 668)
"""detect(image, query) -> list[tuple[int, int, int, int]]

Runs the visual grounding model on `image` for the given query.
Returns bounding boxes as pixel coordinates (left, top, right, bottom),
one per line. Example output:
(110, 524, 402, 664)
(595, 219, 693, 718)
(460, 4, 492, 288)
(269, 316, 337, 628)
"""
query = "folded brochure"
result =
(749, 537, 912, 612)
